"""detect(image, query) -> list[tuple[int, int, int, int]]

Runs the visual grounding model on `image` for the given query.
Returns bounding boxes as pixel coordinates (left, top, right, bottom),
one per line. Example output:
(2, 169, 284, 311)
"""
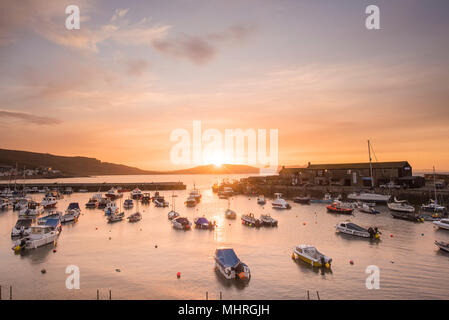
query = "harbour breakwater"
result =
(0, 181, 186, 192)
(238, 178, 449, 205)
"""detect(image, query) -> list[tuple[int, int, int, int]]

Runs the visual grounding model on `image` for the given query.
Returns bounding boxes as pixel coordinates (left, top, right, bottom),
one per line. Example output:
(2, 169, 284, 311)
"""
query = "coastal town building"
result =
(279, 161, 414, 187)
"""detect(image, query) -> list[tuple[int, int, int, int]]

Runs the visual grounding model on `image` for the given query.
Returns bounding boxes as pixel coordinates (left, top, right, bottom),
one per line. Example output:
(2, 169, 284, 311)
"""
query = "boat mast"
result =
(368, 140, 374, 188)
(433, 166, 437, 203)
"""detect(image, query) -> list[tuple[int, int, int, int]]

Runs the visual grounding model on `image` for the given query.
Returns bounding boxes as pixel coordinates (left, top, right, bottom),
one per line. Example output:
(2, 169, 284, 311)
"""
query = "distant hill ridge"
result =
(0, 149, 260, 175)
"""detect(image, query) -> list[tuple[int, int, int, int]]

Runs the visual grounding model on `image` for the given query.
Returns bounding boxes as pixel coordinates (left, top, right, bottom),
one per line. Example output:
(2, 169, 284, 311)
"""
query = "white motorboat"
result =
(61, 202, 80, 223)
(292, 245, 332, 268)
(123, 199, 134, 209)
(336, 222, 381, 239)
(105, 188, 122, 200)
(11, 218, 33, 238)
(435, 240, 449, 252)
(12, 226, 58, 251)
(271, 193, 291, 209)
(387, 198, 415, 213)
(214, 248, 250, 280)
(1, 197, 9, 210)
(260, 214, 278, 226)
(433, 219, 449, 230)
(41, 196, 57, 209)
(172, 217, 192, 230)
(257, 195, 266, 205)
(131, 188, 143, 199)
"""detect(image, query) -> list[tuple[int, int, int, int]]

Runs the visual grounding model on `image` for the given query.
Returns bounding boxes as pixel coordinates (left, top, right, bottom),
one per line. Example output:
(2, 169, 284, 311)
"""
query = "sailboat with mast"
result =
(347, 140, 391, 203)
(168, 193, 180, 220)
(421, 166, 447, 214)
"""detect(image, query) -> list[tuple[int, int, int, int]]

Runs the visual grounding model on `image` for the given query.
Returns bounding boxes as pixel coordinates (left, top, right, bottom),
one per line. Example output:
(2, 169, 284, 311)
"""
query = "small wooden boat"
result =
(292, 245, 332, 268)
(293, 196, 311, 204)
(127, 212, 142, 222)
(435, 240, 449, 252)
(241, 213, 261, 227)
(260, 214, 278, 226)
(257, 195, 266, 205)
(327, 202, 353, 214)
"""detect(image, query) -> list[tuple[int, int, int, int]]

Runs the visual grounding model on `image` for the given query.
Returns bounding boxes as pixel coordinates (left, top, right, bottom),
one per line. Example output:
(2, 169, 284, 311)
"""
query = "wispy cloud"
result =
(0, 109, 62, 125)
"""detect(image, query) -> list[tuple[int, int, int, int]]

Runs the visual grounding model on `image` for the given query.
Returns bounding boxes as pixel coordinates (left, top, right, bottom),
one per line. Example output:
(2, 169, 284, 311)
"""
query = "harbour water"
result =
(1, 174, 448, 300)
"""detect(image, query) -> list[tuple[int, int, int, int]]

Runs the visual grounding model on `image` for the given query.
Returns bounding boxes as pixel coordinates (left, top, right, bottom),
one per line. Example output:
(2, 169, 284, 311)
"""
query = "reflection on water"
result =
(1, 174, 449, 300)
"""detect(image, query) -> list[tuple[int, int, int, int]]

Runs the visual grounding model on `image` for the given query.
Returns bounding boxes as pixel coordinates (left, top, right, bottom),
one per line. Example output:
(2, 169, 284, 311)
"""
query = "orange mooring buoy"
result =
(177, 272, 181, 278)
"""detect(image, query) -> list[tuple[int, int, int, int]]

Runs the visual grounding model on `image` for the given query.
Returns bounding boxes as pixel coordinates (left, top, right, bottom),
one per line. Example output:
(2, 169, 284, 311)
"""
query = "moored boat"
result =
(327, 202, 353, 214)
(310, 193, 334, 204)
(292, 245, 332, 268)
(172, 217, 192, 230)
(391, 210, 423, 222)
(104, 201, 119, 215)
(435, 240, 449, 252)
(433, 218, 449, 230)
(185, 195, 197, 207)
(61, 202, 80, 223)
(127, 212, 142, 222)
(336, 222, 380, 239)
(358, 203, 380, 214)
(293, 196, 311, 204)
(124, 199, 134, 209)
(214, 248, 250, 280)
(41, 195, 57, 209)
(260, 214, 278, 226)
(107, 211, 124, 223)
(271, 193, 291, 210)
(154, 199, 169, 207)
(387, 198, 415, 213)
(257, 195, 266, 205)
(131, 188, 143, 200)
(241, 213, 261, 227)
(11, 218, 33, 238)
(194, 217, 215, 229)
(12, 226, 58, 251)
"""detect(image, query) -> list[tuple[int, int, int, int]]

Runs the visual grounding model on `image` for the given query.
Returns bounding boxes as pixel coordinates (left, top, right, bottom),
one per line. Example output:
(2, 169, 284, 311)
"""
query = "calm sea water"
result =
(1, 174, 448, 300)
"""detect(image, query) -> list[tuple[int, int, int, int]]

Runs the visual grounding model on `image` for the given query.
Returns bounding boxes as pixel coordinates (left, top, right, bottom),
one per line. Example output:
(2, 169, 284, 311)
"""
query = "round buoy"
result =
(390, 234, 394, 238)
(303, 222, 306, 225)
(375, 233, 380, 239)
(53, 249, 57, 253)
(325, 263, 330, 269)
(291, 253, 295, 260)
(95, 227, 98, 230)
(155, 244, 158, 248)
(349, 260, 354, 265)
(177, 272, 181, 278)
(109, 237, 112, 240)
(421, 233, 424, 236)
(41, 269, 46, 274)
(116, 269, 121, 272)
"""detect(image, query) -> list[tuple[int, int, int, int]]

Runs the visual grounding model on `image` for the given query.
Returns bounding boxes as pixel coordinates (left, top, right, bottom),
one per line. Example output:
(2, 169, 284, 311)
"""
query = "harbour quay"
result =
(0, 181, 186, 192)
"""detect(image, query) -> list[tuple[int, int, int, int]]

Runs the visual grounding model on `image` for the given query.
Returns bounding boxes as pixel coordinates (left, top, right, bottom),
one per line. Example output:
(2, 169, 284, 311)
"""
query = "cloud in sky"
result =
(0, 109, 62, 125)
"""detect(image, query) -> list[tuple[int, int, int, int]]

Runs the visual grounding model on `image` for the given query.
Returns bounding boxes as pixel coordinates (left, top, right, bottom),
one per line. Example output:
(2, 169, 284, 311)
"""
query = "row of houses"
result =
(0, 165, 61, 177)
(279, 161, 426, 188)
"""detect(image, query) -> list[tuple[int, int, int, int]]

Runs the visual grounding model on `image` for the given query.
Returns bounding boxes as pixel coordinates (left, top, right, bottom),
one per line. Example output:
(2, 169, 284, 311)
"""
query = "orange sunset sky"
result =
(1, 0, 449, 171)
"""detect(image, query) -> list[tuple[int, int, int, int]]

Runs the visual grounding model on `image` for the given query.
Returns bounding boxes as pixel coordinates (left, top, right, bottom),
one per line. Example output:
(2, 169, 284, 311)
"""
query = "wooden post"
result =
(316, 291, 320, 300)
(307, 290, 310, 300)
(10, 286, 12, 300)
(206, 291, 208, 300)
(0, 285, 2, 300)
(109, 290, 111, 300)
(97, 289, 99, 300)
(219, 291, 222, 300)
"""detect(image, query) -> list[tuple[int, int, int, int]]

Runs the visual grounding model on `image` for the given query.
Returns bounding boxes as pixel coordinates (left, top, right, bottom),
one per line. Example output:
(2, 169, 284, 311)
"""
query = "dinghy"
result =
(293, 196, 311, 204)
(127, 212, 142, 222)
(107, 212, 124, 223)
(123, 199, 134, 209)
(11, 218, 33, 238)
(194, 217, 215, 230)
(327, 202, 353, 214)
(433, 218, 449, 230)
(172, 217, 192, 230)
(257, 195, 266, 205)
